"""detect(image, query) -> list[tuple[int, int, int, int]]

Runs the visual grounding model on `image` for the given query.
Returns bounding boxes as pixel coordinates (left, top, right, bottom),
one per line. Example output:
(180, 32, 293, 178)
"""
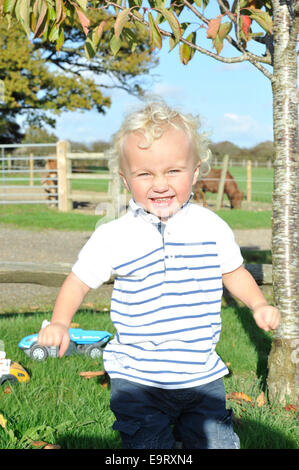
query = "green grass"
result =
(212, 166, 274, 204)
(0, 307, 298, 449)
(0, 204, 272, 231)
(215, 209, 272, 229)
(0, 204, 101, 231)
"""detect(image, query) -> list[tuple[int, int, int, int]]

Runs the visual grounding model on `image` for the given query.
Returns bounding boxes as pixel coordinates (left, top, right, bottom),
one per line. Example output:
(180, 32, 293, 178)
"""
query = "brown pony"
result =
(42, 159, 58, 205)
(193, 168, 244, 209)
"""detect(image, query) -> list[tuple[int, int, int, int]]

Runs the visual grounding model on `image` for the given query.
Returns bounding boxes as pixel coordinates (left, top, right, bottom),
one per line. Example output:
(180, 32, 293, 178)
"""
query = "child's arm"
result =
(222, 265, 280, 331)
(38, 272, 90, 357)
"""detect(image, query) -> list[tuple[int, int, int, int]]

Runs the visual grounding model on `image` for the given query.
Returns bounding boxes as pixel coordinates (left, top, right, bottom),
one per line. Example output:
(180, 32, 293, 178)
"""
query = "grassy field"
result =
(0, 307, 298, 449)
(0, 203, 272, 231)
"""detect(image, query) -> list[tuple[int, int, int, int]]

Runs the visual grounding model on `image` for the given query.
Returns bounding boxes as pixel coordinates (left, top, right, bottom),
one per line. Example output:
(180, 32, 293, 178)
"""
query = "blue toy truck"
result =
(18, 327, 112, 361)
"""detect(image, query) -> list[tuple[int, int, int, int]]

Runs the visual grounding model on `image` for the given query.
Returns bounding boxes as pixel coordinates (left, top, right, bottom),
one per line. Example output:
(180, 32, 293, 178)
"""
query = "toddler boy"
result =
(38, 100, 280, 449)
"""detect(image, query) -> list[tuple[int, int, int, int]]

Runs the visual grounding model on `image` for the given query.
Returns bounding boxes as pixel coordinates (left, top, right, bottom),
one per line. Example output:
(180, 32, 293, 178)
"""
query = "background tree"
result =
(2, 0, 298, 405)
(0, 9, 157, 143)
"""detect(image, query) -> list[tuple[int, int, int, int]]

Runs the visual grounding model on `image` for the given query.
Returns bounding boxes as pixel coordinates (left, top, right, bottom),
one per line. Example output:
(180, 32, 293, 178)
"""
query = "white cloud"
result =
(211, 112, 273, 147)
(224, 113, 239, 121)
(152, 82, 185, 99)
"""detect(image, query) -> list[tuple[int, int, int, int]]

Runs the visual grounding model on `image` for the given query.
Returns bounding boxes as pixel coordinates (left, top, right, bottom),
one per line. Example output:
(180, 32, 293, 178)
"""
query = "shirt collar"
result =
(129, 193, 194, 225)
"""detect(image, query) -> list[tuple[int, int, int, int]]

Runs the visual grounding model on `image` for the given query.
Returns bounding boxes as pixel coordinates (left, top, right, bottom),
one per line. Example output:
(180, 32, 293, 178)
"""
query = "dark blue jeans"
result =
(110, 377, 240, 449)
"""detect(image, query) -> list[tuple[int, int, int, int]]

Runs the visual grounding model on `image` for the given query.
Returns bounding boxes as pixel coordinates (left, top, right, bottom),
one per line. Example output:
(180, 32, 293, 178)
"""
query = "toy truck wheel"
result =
(1, 375, 18, 386)
(86, 345, 103, 359)
(30, 344, 48, 361)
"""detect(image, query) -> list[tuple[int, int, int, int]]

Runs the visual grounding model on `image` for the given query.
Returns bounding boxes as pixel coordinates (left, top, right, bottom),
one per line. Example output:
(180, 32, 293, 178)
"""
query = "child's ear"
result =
(192, 163, 200, 185)
(119, 171, 131, 193)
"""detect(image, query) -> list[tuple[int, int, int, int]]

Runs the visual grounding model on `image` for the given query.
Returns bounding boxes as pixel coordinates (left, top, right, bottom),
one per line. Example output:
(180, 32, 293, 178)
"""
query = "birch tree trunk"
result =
(267, 0, 299, 404)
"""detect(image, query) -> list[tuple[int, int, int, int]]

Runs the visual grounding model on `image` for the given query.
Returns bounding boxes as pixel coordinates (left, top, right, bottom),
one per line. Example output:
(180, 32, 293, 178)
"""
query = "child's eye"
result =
(137, 172, 150, 177)
(168, 169, 180, 174)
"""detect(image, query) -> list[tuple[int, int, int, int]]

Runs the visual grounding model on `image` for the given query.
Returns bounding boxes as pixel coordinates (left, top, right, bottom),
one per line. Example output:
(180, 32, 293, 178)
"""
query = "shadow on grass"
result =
(234, 417, 298, 449)
(223, 289, 272, 390)
(55, 418, 297, 449)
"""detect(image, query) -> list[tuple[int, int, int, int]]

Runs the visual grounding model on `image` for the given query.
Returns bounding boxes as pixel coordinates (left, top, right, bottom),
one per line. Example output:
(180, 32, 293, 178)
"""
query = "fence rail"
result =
(0, 142, 123, 215)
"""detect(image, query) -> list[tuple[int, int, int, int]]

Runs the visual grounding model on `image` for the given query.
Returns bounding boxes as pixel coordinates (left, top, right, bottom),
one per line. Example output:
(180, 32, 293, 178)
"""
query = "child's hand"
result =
(38, 322, 70, 357)
(253, 304, 281, 331)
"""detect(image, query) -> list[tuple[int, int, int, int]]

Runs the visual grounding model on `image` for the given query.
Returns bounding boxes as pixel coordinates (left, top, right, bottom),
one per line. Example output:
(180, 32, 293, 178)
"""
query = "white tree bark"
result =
(267, 0, 299, 404)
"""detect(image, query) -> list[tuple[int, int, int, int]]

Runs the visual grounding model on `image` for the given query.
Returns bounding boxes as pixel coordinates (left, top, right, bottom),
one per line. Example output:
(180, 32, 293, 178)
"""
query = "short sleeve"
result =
(72, 225, 113, 288)
(214, 216, 243, 274)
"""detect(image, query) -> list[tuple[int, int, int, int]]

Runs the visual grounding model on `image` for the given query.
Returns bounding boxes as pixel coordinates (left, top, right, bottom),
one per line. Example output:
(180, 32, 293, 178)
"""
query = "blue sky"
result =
(53, 7, 274, 149)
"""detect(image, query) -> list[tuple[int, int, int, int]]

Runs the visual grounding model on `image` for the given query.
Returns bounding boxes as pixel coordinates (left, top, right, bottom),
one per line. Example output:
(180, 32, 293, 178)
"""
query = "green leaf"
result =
(3, 0, 17, 14)
(148, 12, 162, 50)
(15, 0, 31, 37)
(122, 27, 138, 52)
(159, 8, 181, 43)
(214, 34, 223, 55)
(56, 26, 64, 50)
(76, 0, 88, 11)
(218, 21, 232, 41)
(84, 29, 98, 58)
(110, 34, 122, 55)
(114, 8, 130, 40)
(48, 23, 59, 42)
(213, 22, 231, 55)
(249, 9, 272, 34)
(179, 32, 196, 65)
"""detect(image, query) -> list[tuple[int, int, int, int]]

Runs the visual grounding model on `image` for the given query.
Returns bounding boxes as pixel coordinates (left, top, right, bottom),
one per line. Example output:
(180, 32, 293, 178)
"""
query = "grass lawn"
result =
(0, 307, 298, 449)
(0, 203, 272, 231)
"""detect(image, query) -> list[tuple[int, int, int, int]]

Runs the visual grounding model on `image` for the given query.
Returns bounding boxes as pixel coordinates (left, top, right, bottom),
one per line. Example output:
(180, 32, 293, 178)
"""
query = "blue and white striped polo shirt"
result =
(72, 198, 243, 389)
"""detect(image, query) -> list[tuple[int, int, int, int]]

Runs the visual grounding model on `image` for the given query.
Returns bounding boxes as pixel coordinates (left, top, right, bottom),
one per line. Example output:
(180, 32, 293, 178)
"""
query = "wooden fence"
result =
(57, 141, 123, 218)
(1, 141, 273, 209)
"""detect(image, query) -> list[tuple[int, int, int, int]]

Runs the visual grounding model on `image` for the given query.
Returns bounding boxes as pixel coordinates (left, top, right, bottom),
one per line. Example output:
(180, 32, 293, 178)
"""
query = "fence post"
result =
(216, 154, 229, 210)
(29, 153, 34, 186)
(107, 148, 122, 219)
(57, 140, 72, 212)
(247, 160, 252, 203)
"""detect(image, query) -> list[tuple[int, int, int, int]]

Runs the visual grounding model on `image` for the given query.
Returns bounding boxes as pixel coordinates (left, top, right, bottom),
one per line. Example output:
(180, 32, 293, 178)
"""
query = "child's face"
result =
(119, 127, 200, 221)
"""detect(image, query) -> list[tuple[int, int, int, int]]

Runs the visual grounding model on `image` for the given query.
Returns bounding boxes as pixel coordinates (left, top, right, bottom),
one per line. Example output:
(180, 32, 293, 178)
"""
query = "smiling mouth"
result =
(150, 196, 175, 206)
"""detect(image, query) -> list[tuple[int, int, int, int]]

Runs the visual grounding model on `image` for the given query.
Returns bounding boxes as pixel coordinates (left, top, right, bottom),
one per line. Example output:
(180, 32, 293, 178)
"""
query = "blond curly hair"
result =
(113, 98, 211, 175)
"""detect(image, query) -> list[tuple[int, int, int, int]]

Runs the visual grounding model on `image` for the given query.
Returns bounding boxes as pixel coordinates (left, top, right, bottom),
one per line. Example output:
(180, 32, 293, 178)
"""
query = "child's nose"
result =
(152, 175, 169, 192)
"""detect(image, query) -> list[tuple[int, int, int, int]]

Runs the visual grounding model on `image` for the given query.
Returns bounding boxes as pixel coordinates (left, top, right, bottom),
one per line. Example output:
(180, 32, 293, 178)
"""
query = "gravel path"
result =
(0, 226, 271, 313)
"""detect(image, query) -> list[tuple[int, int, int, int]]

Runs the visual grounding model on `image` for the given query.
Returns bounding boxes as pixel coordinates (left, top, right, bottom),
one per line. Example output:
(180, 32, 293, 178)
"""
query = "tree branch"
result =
(128, 3, 274, 80)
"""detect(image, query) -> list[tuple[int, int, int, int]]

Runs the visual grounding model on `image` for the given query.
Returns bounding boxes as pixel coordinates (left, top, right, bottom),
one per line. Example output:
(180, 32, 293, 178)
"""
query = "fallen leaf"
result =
(70, 322, 80, 328)
(27, 438, 61, 449)
(28, 440, 48, 448)
(79, 370, 106, 379)
(43, 443, 61, 449)
(4, 386, 12, 394)
(0, 413, 7, 429)
(256, 391, 266, 407)
(226, 392, 252, 403)
(285, 404, 297, 412)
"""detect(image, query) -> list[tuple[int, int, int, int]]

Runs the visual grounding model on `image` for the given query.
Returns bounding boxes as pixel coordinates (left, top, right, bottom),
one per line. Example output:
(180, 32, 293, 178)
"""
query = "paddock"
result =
(1, 143, 274, 215)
